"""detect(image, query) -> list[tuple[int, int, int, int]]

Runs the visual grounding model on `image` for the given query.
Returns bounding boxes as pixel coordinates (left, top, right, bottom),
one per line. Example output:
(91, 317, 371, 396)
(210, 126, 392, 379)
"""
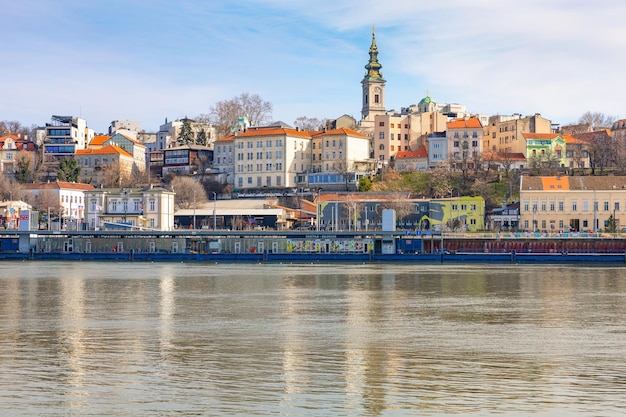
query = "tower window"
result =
(374, 94, 380, 104)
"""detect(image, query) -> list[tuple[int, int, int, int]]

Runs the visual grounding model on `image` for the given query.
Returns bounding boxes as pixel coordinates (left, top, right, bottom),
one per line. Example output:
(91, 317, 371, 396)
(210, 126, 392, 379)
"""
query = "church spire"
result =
(364, 26, 384, 80)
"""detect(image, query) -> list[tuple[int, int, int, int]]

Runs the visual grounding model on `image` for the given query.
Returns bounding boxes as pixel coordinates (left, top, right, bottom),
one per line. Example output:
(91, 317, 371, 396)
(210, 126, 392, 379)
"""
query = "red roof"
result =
(76, 144, 132, 157)
(447, 117, 482, 129)
(21, 180, 95, 191)
(396, 146, 428, 159)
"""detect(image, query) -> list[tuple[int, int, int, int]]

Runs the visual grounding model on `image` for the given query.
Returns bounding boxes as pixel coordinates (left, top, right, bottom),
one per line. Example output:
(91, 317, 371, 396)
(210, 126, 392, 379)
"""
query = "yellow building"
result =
(520, 176, 626, 232)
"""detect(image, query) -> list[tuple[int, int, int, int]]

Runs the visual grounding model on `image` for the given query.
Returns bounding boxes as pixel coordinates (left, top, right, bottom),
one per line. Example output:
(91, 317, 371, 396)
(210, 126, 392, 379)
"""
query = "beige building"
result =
(372, 103, 448, 163)
(84, 186, 175, 231)
(520, 176, 626, 233)
(447, 117, 484, 170)
(231, 125, 312, 190)
(483, 113, 553, 156)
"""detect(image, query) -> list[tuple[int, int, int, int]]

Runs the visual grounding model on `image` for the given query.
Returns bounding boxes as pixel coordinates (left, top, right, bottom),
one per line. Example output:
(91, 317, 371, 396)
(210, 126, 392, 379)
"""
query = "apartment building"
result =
(308, 128, 372, 190)
(447, 117, 484, 170)
(0, 135, 37, 179)
(483, 113, 553, 155)
(230, 125, 312, 190)
(395, 146, 428, 171)
(21, 180, 95, 231)
(42, 115, 93, 164)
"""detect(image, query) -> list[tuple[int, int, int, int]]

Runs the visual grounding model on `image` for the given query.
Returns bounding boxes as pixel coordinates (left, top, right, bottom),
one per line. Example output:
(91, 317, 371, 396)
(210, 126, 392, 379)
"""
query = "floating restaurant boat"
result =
(1, 230, 625, 264)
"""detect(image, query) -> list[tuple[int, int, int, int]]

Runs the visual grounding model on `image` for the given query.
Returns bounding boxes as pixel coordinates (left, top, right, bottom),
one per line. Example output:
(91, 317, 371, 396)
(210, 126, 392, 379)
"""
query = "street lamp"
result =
(193, 190, 196, 230)
(212, 192, 217, 230)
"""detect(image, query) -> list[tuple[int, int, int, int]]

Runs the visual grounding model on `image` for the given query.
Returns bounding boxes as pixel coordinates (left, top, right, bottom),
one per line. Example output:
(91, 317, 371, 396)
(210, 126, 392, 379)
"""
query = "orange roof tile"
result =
(21, 180, 95, 191)
(76, 144, 132, 157)
(540, 176, 570, 190)
(447, 117, 482, 129)
(319, 128, 369, 138)
(396, 146, 428, 159)
(90, 135, 112, 146)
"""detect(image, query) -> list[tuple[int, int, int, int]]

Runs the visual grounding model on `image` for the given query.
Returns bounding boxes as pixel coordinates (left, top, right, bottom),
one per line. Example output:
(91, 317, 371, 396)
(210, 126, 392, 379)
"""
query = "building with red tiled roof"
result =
(395, 146, 428, 171)
(308, 127, 374, 191)
(520, 175, 626, 233)
(1, 135, 38, 180)
(76, 144, 136, 186)
(447, 117, 484, 170)
(21, 180, 95, 230)
(227, 125, 312, 190)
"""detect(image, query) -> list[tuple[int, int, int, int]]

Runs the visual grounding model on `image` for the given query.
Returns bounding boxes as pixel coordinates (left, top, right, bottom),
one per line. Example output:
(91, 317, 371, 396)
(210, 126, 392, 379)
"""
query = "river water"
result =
(0, 262, 624, 416)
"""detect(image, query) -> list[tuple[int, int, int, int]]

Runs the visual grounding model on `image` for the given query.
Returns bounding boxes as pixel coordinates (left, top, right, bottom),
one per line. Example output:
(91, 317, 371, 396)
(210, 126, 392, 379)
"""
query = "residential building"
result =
(213, 135, 235, 184)
(394, 146, 428, 171)
(523, 133, 567, 167)
(427, 132, 448, 169)
(0, 135, 37, 179)
(372, 102, 447, 163)
(231, 125, 312, 190)
(154, 117, 216, 151)
(84, 186, 175, 231)
(520, 175, 626, 232)
(21, 180, 95, 230)
(447, 117, 484, 170)
(161, 145, 214, 177)
(482, 151, 526, 171)
(109, 120, 141, 137)
(483, 113, 553, 155)
(76, 144, 136, 186)
(308, 128, 373, 190)
(42, 115, 94, 167)
(564, 135, 590, 169)
(76, 133, 147, 185)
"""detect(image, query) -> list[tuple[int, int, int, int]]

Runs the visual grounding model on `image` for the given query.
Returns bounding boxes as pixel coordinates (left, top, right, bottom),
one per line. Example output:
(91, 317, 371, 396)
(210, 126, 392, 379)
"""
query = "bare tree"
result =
(171, 176, 207, 209)
(429, 168, 453, 198)
(201, 93, 273, 138)
(293, 116, 327, 131)
(0, 120, 29, 137)
(577, 111, 616, 130)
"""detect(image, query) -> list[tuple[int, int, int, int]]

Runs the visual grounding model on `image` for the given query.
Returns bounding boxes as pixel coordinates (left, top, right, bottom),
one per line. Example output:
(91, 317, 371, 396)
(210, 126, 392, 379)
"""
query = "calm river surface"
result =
(0, 262, 624, 416)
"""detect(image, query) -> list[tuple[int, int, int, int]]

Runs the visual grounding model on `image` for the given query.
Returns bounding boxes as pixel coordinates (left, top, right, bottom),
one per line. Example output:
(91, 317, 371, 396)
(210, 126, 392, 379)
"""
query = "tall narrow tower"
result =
(361, 27, 386, 121)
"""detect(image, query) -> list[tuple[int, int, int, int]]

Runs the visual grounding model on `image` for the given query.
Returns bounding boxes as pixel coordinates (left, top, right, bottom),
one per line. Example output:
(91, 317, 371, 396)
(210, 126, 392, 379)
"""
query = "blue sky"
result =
(3, 0, 626, 134)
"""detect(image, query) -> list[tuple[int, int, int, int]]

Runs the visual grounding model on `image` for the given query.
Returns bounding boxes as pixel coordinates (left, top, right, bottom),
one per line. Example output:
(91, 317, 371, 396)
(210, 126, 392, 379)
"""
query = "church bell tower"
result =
(361, 27, 386, 121)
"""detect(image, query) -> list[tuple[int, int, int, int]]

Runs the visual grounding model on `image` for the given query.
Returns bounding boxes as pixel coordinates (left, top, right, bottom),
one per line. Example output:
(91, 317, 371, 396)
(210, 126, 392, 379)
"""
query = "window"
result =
(379, 144, 384, 150)
(374, 94, 379, 103)
(390, 133, 394, 140)
(472, 141, 478, 147)
(379, 132, 384, 139)
(454, 141, 459, 147)
(390, 123, 395, 128)
(572, 202, 577, 211)
(550, 202, 555, 211)
(615, 202, 620, 211)
(559, 201, 564, 211)
(379, 122, 384, 127)
(604, 201, 609, 211)
(541, 202, 546, 211)
(524, 202, 529, 212)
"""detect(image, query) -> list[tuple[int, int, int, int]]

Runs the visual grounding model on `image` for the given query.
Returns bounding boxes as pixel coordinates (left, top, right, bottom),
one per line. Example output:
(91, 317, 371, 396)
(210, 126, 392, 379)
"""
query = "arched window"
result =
(379, 144, 385, 150)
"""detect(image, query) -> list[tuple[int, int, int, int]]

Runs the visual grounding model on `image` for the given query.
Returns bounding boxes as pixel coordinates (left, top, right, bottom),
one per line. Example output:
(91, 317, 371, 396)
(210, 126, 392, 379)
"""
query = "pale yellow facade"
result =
(520, 176, 626, 232)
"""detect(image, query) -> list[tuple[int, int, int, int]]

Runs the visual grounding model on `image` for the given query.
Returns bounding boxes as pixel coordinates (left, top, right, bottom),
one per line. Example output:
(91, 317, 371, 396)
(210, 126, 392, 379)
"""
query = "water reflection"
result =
(0, 262, 624, 416)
